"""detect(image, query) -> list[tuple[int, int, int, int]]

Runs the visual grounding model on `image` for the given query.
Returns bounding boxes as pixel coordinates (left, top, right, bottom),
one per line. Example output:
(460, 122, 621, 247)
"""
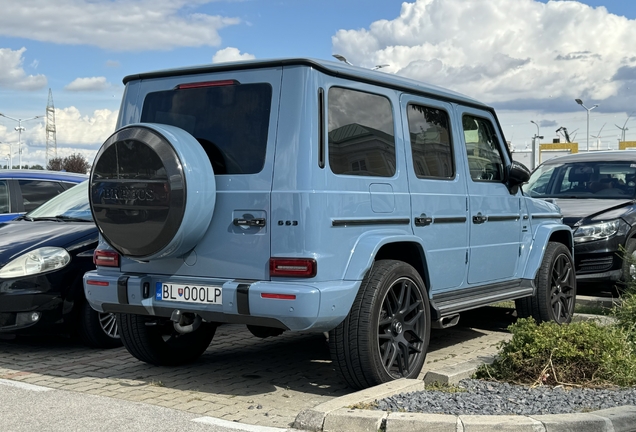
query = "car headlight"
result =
(573, 220, 620, 244)
(0, 247, 71, 278)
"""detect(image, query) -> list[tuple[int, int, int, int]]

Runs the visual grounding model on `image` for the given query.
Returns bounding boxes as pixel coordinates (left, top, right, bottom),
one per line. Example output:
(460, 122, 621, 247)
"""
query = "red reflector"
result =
(177, 80, 239, 89)
(261, 293, 297, 300)
(94, 250, 120, 267)
(86, 280, 109, 286)
(269, 258, 317, 278)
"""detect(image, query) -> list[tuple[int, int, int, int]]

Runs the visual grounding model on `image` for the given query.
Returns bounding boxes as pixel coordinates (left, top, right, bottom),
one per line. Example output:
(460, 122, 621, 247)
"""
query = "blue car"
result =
(0, 169, 87, 222)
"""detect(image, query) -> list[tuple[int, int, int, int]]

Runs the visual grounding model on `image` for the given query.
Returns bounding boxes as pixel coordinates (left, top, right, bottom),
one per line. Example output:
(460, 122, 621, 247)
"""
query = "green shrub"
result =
(613, 293, 636, 344)
(475, 318, 636, 387)
(611, 245, 636, 343)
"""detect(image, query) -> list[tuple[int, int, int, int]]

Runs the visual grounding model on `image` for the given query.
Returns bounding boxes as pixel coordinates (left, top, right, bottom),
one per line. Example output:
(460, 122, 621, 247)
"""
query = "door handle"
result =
(233, 217, 266, 227)
(472, 213, 487, 224)
(414, 213, 433, 227)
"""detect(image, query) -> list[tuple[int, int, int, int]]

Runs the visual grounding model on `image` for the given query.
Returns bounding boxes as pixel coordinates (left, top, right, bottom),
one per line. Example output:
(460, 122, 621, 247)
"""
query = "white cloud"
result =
(212, 47, 256, 63)
(0, 47, 47, 90)
(65, 77, 110, 92)
(332, 0, 636, 111)
(54, 107, 118, 146)
(0, 0, 241, 52)
(0, 106, 118, 167)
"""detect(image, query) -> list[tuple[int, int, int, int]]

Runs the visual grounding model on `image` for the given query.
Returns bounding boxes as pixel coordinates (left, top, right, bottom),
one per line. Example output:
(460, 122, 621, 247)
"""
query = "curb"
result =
(294, 359, 636, 432)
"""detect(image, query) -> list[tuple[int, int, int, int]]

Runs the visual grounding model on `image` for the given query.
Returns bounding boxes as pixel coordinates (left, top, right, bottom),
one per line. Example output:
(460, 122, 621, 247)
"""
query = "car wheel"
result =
(90, 123, 216, 260)
(117, 313, 216, 366)
(620, 238, 636, 285)
(78, 302, 122, 349)
(516, 242, 576, 324)
(329, 260, 430, 390)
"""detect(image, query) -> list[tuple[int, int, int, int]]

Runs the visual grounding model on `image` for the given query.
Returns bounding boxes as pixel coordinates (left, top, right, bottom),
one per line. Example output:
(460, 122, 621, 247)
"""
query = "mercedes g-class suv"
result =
(84, 58, 574, 390)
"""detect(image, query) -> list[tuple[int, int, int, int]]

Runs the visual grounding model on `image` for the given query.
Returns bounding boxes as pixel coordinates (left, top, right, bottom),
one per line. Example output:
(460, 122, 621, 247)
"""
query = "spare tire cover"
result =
(90, 123, 215, 260)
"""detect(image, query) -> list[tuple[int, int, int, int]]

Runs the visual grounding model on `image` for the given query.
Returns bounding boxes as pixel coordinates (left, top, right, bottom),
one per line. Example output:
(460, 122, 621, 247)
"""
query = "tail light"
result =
(269, 258, 317, 278)
(93, 250, 120, 267)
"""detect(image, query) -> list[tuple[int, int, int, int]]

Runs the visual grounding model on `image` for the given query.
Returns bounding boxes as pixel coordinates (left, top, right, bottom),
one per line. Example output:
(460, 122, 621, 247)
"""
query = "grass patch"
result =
(575, 304, 613, 316)
(348, 401, 378, 410)
(424, 382, 467, 393)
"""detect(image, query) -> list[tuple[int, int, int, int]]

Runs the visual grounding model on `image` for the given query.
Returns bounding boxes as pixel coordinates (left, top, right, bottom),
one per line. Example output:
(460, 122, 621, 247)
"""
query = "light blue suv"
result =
(84, 58, 574, 389)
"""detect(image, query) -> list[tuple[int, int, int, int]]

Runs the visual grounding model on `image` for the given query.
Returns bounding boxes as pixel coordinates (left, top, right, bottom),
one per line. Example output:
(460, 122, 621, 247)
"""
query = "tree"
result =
(29, 164, 44, 170)
(47, 157, 64, 171)
(63, 153, 91, 174)
(46, 153, 90, 174)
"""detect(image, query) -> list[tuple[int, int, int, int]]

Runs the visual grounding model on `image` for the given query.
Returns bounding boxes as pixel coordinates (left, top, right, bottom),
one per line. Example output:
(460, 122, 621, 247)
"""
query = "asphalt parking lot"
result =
(0, 307, 514, 429)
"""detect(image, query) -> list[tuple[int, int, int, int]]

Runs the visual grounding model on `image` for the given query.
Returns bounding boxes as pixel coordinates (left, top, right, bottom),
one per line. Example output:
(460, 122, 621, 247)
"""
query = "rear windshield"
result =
(141, 83, 272, 175)
(524, 160, 636, 199)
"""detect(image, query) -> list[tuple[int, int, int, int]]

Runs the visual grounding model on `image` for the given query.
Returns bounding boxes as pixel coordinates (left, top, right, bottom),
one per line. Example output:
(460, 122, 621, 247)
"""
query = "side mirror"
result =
(507, 161, 531, 193)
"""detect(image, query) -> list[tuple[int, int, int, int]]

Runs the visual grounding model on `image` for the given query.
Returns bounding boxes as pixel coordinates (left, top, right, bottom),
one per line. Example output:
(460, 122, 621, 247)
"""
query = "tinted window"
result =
(19, 180, 65, 212)
(524, 161, 636, 198)
(462, 115, 505, 181)
(141, 83, 272, 175)
(0, 180, 8, 213)
(407, 104, 453, 178)
(328, 87, 395, 177)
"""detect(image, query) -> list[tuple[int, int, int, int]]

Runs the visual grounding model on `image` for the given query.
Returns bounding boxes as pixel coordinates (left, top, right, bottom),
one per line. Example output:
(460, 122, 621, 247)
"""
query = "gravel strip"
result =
(375, 379, 636, 416)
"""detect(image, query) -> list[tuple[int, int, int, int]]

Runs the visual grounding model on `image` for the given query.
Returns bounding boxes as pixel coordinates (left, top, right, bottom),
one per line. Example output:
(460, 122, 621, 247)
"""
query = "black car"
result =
(524, 151, 636, 284)
(0, 181, 120, 348)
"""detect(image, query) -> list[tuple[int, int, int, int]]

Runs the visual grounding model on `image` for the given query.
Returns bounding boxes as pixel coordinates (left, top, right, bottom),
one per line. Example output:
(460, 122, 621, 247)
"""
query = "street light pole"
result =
(530, 120, 543, 170)
(0, 113, 42, 169)
(575, 99, 598, 152)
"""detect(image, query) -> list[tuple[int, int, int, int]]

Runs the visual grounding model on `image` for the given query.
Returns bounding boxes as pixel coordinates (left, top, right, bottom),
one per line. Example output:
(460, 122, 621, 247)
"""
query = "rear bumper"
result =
(83, 271, 360, 332)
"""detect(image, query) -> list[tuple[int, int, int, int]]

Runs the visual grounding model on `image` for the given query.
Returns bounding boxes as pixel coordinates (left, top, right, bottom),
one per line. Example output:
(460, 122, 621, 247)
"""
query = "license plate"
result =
(155, 282, 222, 305)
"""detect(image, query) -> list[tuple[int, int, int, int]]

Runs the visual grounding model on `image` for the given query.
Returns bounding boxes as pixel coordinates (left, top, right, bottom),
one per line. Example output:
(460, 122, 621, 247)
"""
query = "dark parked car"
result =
(524, 151, 636, 284)
(0, 169, 87, 222)
(0, 181, 120, 348)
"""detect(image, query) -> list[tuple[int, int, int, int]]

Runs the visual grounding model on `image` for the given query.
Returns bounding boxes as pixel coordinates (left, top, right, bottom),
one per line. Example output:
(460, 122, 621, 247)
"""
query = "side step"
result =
(432, 313, 460, 329)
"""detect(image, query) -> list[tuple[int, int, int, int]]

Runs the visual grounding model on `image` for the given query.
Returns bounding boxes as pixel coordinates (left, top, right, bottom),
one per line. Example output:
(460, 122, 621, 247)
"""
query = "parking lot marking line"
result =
(0, 378, 53, 392)
(192, 416, 289, 432)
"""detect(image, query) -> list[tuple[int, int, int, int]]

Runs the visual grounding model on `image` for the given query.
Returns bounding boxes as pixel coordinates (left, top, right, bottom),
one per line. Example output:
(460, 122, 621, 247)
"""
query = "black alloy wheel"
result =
(377, 276, 427, 378)
(516, 242, 576, 324)
(330, 260, 430, 389)
(548, 250, 576, 323)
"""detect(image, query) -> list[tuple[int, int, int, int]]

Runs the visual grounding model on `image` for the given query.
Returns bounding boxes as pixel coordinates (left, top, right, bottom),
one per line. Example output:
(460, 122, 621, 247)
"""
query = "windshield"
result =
(524, 160, 636, 199)
(26, 180, 92, 221)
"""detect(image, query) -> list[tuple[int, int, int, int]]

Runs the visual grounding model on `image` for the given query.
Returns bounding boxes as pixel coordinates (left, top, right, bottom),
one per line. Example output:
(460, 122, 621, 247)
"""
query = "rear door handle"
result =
(233, 218, 266, 227)
(472, 213, 487, 224)
(414, 213, 433, 227)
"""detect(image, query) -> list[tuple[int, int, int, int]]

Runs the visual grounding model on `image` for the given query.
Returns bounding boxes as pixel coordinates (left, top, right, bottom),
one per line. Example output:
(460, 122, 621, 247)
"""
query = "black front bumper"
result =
(574, 234, 625, 282)
(0, 276, 70, 333)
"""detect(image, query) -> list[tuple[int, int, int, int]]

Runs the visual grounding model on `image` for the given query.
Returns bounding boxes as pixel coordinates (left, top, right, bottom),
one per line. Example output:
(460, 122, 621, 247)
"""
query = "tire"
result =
(90, 123, 216, 260)
(117, 313, 216, 366)
(329, 260, 430, 390)
(620, 238, 636, 285)
(516, 242, 576, 324)
(77, 302, 123, 349)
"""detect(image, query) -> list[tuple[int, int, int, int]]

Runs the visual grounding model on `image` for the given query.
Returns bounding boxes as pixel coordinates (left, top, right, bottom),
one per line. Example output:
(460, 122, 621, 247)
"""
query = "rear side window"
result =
(328, 87, 395, 177)
(141, 82, 272, 175)
(407, 104, 454, 178)
(18, 180, 65, 212)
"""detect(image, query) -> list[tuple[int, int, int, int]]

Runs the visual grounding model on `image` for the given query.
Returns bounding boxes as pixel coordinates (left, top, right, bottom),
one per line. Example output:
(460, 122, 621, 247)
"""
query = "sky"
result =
(0, 0, 635, 168)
